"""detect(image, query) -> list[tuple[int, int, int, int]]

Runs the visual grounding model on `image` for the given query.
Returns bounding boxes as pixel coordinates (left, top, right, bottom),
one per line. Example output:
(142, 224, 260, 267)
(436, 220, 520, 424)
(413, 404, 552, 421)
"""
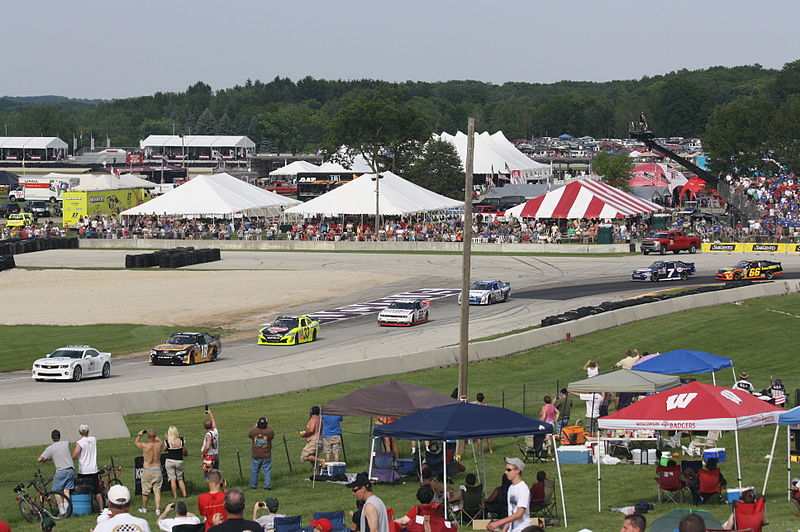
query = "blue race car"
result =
(632, 260, 695, 282)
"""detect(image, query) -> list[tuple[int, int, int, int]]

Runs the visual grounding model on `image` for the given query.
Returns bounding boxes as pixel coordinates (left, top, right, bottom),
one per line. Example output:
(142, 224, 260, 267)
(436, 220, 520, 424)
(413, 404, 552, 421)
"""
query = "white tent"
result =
(437, 131, 551, 180)
(121, 173, 300, 218)
(268, 161, 320, 177)
(73, 174, 156, 191)
(285, 171, 463, 216)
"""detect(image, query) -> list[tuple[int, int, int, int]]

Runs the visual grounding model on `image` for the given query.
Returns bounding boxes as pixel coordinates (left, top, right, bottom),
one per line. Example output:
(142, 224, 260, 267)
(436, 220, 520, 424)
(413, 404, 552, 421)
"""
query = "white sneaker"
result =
(138, 508, 147, 514)
(155, 509, 161, 515)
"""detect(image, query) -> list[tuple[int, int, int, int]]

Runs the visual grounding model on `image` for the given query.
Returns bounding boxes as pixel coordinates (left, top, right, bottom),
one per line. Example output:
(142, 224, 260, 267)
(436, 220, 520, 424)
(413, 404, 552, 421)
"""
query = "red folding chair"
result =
(655, 465, 686, 503)
(732, 496, 767, 532)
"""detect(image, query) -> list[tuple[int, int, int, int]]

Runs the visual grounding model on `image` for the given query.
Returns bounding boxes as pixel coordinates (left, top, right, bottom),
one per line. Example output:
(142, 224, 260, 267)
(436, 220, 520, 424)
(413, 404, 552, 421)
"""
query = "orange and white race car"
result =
(715, 259, 783, 281)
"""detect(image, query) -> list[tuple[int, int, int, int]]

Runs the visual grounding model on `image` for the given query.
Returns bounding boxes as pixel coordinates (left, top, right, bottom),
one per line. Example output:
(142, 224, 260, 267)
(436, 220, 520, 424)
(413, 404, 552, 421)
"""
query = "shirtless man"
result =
(134, 429, 166, 514)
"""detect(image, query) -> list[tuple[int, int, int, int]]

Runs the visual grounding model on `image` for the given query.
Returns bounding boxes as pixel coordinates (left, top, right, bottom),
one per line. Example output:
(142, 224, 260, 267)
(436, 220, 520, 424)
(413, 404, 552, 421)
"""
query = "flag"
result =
(111, 167, 120, 177)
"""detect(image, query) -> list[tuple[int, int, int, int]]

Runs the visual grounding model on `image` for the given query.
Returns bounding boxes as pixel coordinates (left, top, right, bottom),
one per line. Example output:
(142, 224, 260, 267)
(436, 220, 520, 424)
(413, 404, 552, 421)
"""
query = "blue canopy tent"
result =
(632, 349, 735, 385)
(375, 402, 567, 526)
(764, 406, 800, 500)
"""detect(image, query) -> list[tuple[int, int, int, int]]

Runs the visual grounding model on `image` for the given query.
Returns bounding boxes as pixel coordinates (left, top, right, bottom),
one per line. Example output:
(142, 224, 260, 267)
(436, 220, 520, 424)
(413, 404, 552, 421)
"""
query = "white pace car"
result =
(32, 346, 112, 382)
(377, 299, 430, 327)
(458, 280, 512, 305)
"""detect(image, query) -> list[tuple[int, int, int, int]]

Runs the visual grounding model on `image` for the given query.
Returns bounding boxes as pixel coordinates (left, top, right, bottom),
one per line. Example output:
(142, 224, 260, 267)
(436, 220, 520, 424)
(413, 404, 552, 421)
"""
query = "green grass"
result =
(3, 294, 800, 531)
(0, 324, 232, 372)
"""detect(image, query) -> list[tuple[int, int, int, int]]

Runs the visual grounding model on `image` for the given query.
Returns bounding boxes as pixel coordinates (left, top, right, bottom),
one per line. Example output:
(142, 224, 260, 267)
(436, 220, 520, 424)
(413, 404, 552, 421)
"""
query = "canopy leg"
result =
(552, 433, 567, 527)
(789, 426, 793, 502)
(735, 429, 742, 489)
(597, 436, 602, 512)
(763, 424, 779, 495)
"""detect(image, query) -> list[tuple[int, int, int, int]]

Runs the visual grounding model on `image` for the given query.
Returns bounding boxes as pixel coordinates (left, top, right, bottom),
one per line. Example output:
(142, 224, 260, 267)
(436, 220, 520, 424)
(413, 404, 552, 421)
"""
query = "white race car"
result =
(377, 299, 430, 327)
(32, 346, 112, 382)
(459, 280, 511, 305)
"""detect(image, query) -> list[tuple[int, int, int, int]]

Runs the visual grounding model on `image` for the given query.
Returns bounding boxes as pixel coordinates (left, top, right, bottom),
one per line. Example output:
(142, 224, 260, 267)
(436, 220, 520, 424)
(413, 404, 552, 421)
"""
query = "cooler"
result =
(703, 448, 727, 463)
(557, 445, 591, 464)
(325, 462, 346, 476)
(726, 486, 754, 503)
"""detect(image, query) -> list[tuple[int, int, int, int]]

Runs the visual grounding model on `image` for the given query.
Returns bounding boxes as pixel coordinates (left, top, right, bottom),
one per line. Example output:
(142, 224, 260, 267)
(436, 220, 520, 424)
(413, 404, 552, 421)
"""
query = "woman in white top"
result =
(582, 360, 599, 378)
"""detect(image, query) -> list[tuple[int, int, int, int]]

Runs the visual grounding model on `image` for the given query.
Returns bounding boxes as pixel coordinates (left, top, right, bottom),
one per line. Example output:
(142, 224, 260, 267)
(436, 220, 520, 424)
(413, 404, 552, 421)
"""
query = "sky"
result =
(4, 0, 799, 100)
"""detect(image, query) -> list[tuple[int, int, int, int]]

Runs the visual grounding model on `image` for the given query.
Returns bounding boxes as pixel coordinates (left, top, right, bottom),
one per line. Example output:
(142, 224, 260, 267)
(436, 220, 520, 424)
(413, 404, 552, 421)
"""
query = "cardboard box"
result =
(472, 519, 491, 530)
(703, 447, 727, 463)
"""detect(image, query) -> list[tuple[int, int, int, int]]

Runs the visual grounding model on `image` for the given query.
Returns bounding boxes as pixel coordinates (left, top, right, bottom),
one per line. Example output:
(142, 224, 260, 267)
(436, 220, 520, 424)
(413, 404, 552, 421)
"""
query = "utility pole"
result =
(458, 117, 476, 400)
(372, 171, 383, 241)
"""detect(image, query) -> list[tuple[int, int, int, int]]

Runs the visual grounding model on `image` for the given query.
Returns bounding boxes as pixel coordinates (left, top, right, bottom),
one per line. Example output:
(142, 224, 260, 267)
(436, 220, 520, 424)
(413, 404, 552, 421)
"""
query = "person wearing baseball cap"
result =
(309, 518, 333, 532)
(249, 417, 275, 490)
(486, 458, 530, 532)
(94, 485, 151, 532)
(348, 473, 389, 532)
(252, 497, 285, 531)
(72, 423, 103, 512)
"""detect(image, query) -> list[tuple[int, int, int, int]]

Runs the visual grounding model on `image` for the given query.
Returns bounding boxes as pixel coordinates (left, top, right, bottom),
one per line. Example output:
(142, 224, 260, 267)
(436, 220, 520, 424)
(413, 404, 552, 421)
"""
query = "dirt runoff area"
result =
(1, 269, 408, 329)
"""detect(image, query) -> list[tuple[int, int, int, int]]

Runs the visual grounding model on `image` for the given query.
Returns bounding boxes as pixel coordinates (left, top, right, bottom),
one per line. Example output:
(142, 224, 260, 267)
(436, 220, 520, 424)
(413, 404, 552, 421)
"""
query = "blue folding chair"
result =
(313, 510, 347, 532)
(275, 515, 303, 532)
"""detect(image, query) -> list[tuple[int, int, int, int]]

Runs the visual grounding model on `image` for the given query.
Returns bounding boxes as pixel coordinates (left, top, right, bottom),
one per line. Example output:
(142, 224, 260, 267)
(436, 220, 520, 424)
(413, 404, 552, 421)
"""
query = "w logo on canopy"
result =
(666, 393, 698, 411)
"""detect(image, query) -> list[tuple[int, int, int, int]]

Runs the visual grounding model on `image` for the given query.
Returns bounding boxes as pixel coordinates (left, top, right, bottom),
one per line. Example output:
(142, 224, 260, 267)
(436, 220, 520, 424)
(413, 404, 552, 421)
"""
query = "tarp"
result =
(374, 402, 552, 440)
(649, 509, 722, 532)
(268, 161, 320, 177)
(0, 171, 19, 185)
(120, 172, 300, 217)
(567, 369, 680, 394)
(598, 381, 783, 431)
(632, 349, 733, 375)
(0, 136, 68, 150)
(505, 178, 662, 219)
(779, 407, 800, 425)
(322, 380, 457, 418)
(284, 171, 463, 217)
(140, 135, 255, 149)
(73, 174, 156, 191)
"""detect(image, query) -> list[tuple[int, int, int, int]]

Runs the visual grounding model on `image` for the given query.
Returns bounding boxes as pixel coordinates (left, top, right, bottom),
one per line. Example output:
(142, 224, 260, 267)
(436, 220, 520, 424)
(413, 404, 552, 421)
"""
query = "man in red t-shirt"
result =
(197, 469, 227, 530)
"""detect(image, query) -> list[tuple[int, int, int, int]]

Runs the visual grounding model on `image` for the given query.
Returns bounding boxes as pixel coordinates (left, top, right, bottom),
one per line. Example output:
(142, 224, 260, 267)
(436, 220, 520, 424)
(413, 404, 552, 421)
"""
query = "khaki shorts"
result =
(323, 435, 342, 456)
(300, 439, 322, 463)
(164, 458, 184, 481)
(140, 468, 163, 495)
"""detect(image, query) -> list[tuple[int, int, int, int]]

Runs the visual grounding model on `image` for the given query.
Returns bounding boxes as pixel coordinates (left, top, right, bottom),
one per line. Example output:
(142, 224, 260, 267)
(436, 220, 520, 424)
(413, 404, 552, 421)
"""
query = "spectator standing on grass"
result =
(198, 469, 227, 530)
(582, 360, 599, 377)
(37, 429, 74, 517)
(473, 392, 494, 453)
(348, 473, 389, 532)
(554, 389, 571, 433)
(252, 497, 285, 532)
(570, 391, 603, 434)
(164, 426, 188, 498)
(208, 488, 262, 532)
(322, 413, 344, 463)
(486, 458, 530, 532)
(134, 429, 166, 514)
(300, 406, 326, 474)
(157, 501, 201, 531)
(94, 485, 151, 532)
(248, 417, 275, 490)
(72, 423, 104, 512)
(202, 408, 220, 476)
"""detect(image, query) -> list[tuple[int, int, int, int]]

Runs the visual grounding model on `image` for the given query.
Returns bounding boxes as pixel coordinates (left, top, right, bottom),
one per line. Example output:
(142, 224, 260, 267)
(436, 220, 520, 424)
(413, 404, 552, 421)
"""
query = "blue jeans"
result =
(556, 418, 570, 434)
(250, 458, 272, 489)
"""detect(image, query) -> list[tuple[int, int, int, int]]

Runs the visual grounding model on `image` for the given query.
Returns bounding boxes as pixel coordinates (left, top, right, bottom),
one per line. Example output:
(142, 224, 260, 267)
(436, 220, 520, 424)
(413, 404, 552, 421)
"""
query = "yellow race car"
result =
(258, 315, 319, 345)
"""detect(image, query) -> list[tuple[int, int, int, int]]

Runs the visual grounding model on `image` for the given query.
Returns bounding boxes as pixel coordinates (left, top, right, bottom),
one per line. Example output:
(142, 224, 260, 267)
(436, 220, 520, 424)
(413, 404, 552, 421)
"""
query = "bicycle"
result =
(99, 456, 123, 491)
(14, 470, 73, 523)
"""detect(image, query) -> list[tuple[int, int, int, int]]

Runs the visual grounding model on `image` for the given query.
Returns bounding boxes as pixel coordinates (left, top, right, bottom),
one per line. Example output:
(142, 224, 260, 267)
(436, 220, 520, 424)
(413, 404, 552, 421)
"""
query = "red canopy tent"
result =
(680, 176, 706, 200)
(506, 178, 662, 219)
(594, 382, 782, 511)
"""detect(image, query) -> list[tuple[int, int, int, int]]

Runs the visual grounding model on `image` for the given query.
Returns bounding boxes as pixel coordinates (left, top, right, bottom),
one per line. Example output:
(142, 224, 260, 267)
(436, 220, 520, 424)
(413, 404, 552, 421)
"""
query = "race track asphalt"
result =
(4, 249, 800, 408)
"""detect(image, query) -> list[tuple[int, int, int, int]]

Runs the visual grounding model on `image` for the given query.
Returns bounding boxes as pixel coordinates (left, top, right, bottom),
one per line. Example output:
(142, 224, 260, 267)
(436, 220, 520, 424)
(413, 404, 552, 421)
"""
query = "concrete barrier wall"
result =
(4, 279, 798, 448)
(0, 413, 129, 449)
(79, 238, 632, 254)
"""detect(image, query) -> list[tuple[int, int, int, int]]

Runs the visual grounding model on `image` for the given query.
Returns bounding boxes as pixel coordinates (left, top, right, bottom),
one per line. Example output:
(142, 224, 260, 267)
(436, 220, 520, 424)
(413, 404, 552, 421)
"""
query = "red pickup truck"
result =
(640, 230, 701, 255)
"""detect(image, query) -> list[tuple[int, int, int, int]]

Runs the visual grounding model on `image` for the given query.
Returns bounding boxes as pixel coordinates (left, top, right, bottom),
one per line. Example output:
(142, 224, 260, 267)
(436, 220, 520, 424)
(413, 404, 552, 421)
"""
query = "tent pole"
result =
(552, 433, 567, 527)
(789, 426, 792, 502)
(597, 435, 602, 512)
(442, 439, 448, 516)
(481, 440, 488, 498)
(712, 372, 716, 386)
(731, 365, 736, 384)
(735, 429, 742, 489)
(763, 424, 779, 496)
(469, 439, 479, 489)
(368, 419, 376, 479)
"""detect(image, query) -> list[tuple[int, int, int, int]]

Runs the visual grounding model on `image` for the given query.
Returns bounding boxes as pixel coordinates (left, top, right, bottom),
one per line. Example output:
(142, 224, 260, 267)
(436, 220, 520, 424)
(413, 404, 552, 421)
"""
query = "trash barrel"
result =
(597, 225, 613, 244)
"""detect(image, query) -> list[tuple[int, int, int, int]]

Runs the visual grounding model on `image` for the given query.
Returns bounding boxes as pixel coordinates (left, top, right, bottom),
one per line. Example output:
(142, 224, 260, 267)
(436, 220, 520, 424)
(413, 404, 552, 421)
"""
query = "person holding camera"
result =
(134, 428, 166, 514)
(202, 407, 220, 477)
(252, 497, 285, 531)
(157, 501, 201, 531)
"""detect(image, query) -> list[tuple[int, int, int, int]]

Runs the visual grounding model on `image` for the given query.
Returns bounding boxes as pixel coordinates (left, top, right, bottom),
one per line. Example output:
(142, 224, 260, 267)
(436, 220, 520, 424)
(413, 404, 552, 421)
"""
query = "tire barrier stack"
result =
(0, 237, 79, 256)
(125, 247, 221, 269)
(0, 254, 15, 271)
(540, 280, 755, 327)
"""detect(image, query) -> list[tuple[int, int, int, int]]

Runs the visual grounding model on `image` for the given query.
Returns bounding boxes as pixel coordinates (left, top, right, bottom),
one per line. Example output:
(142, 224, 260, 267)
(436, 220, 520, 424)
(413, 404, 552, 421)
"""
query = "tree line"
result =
(0, 61, 797, 178)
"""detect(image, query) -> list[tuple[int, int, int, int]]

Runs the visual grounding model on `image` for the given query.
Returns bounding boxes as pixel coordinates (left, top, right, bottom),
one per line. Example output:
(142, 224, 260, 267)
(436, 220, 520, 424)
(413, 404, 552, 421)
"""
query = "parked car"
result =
(641, 230, 701, 255)
(5, 212, 34, 227)
(0, 203, 21, 217)
(24, 200, 50, 217)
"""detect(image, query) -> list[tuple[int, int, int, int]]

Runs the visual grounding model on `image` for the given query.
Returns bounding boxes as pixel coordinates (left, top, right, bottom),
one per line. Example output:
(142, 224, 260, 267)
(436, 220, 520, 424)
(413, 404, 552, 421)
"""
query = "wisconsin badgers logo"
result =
(666, 393, 698, 411)
(720, 390, 743, 404)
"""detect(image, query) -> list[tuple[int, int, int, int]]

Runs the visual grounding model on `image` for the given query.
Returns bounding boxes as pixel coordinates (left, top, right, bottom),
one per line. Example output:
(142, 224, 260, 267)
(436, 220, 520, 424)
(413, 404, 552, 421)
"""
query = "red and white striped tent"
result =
(505, 178, 663, 219)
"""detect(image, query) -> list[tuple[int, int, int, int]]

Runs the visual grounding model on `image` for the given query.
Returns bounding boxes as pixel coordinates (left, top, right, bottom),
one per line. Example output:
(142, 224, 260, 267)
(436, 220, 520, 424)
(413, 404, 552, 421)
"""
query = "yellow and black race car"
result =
(258, 315, 319, 345)
(715, 259, 783, 281)
(149, 332, 222, 365)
